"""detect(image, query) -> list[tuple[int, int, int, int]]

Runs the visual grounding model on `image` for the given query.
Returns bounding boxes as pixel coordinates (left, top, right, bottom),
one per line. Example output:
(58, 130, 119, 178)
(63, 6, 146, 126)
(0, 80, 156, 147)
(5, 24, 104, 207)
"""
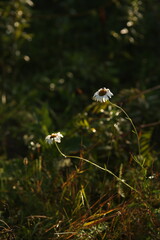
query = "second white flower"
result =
(92, 87, 113, 102)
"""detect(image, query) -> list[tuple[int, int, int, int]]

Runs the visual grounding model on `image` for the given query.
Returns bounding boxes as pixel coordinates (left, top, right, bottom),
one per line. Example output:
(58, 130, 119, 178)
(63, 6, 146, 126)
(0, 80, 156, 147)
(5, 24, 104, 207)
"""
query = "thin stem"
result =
(110, 102, 141, 155)
(54, 142, 139, 194)
(55, 142, 67, 158)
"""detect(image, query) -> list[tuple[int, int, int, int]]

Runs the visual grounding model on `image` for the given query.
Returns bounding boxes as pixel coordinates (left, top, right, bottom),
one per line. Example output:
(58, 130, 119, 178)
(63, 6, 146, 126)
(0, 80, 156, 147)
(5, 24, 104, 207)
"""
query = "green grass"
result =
(1, 91, 160, 240)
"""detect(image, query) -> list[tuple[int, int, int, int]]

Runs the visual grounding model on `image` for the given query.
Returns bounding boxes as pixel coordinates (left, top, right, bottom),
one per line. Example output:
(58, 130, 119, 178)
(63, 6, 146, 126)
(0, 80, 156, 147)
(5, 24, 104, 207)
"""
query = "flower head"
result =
(92, 88, 113, 102)
(45, 132, 63, 144)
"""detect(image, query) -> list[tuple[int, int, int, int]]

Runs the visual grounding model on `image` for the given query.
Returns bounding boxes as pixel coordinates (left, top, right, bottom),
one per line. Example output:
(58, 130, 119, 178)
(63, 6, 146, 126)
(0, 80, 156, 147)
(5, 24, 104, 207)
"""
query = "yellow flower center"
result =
(50, 134, 57, 138)
(98, 88, 107, 96)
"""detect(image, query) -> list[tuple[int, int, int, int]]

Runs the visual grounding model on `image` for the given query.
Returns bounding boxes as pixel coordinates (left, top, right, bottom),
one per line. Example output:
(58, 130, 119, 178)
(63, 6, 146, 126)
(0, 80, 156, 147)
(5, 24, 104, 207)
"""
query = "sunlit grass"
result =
(1, 88, 160, 239)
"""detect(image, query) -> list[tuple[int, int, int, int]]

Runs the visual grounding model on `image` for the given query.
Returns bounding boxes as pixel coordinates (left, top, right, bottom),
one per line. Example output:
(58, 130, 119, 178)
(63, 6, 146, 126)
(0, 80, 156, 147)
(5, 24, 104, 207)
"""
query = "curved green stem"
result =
(54, 142, 139, 194)
(110, 102, 141, 155)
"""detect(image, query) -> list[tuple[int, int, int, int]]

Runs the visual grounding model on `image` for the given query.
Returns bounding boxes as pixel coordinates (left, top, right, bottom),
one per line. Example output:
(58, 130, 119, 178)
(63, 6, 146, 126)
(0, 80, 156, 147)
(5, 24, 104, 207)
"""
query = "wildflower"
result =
(45, 132, 63, 144)
(92, 88, 113, 102)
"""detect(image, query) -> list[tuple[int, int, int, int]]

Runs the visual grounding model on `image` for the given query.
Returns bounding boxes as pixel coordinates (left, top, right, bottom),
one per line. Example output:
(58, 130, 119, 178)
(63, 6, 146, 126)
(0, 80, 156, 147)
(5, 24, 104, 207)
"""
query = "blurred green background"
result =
(0, 0, 160, 239)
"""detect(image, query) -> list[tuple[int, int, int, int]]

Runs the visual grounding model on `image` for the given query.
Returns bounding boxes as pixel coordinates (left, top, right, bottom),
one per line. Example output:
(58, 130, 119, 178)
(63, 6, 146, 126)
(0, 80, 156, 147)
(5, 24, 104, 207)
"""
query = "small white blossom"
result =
(45, 132, 63, 144)
(92, 87, 113, 102)
(45, 135, 53, 144)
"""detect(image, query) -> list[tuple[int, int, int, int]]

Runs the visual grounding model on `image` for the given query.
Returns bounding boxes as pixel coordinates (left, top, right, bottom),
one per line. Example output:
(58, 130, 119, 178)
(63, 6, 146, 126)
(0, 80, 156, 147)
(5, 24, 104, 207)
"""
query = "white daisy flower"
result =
(92, 87, 113, 102)
(45, 132, 63, 144)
